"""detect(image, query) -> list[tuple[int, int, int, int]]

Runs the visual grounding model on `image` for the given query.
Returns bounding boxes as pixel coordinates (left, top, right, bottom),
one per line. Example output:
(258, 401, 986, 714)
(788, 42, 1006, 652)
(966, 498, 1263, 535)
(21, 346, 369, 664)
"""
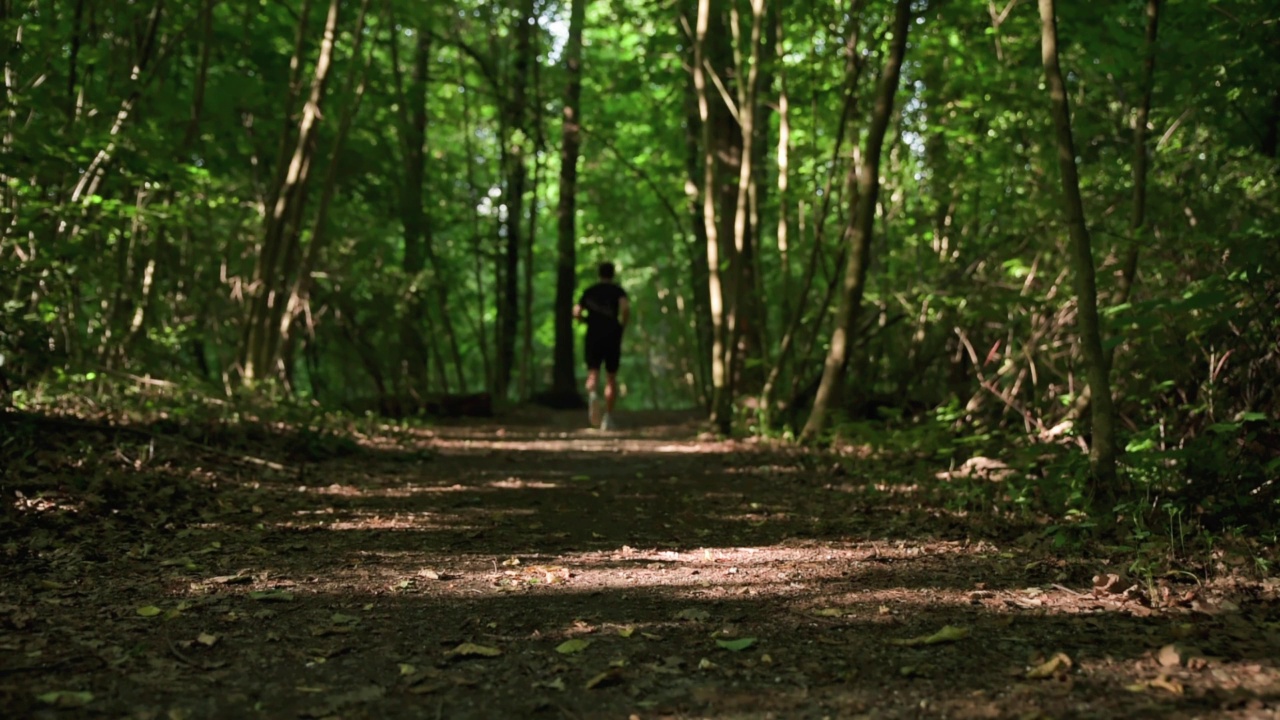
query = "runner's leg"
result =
(601, 335, 621, 427)
(604, 372, 617, 413)
(585, 333, 604, 426)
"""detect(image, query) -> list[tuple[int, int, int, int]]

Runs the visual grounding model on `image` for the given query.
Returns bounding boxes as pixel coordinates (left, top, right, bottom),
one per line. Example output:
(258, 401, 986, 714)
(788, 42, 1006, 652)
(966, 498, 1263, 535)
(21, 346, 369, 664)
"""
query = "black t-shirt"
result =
(578, 282, 628, 336)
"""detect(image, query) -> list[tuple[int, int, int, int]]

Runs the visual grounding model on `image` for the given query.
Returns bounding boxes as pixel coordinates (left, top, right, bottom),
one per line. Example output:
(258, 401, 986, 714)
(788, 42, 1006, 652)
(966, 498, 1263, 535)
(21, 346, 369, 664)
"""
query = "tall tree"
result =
(694, 0, 743, 434)
(552, 0, 589, 402)
(494, 0, 538, 403)
(240, 0, 341, 384)
(800, 0, 912, 441)
(1039, 0, 1118, 494)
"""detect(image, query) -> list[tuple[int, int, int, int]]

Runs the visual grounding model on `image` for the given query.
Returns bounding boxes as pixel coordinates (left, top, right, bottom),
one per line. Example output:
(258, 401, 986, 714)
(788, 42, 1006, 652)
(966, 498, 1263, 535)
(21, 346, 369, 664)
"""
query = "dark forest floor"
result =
(2, 408, 1279, 719)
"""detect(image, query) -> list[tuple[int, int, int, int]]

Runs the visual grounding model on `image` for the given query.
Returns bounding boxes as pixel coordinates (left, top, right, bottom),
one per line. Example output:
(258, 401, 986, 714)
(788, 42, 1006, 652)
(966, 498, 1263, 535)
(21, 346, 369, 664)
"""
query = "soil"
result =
(2, 409, 1279, 719)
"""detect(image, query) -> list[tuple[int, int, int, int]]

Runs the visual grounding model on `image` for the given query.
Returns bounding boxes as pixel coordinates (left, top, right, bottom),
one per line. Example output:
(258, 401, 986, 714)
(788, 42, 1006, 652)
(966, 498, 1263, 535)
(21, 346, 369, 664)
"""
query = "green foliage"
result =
(2, 0, 1276, 549)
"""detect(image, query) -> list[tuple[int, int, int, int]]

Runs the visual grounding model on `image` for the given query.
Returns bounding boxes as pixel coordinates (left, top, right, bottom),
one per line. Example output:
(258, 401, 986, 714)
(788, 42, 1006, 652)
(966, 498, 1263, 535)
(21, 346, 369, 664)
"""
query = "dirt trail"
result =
(2, 410, 1278, 719)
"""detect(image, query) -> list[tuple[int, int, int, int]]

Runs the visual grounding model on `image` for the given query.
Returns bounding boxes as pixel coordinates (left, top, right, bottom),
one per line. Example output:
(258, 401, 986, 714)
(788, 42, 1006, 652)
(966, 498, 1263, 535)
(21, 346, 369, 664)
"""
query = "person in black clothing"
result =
(573, 262, 630, 430)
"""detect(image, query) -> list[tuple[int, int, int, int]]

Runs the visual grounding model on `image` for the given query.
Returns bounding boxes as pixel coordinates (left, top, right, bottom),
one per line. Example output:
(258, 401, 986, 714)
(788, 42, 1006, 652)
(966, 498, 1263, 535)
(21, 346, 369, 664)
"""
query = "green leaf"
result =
(888, 625, 970, 647)
(249, 590, 295, 602)
(37, 691, 94, 707)
(444, 642, 502, 659)
(715, 637, 757, 651)
(136, 605, 163, 617)
(555, 638, 592, 654)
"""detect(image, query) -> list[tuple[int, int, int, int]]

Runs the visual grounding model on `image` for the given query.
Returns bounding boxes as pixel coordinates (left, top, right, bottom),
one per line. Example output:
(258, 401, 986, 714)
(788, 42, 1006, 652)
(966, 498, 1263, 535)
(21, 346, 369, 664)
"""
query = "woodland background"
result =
(1, 0, 1278, 540)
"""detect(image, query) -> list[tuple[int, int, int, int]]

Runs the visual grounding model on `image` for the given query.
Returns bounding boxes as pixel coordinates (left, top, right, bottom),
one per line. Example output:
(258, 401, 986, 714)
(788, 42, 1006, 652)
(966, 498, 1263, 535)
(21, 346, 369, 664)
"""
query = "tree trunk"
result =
(761, 2, 864, 420)
(496, 0, 537, 404)
(552, 0, 588, 401)
(1039, 0, 1119, 496)
(240, 0, 340, 384)
(280, 0, 377, 382)
(695, 0, 742, 434)
(800, 0, 911, 442)
(729, 0, 767, 395)
(681, 0, 713, 406)
(1114, 0, 1160, 314)
(397, 27, 434, 398)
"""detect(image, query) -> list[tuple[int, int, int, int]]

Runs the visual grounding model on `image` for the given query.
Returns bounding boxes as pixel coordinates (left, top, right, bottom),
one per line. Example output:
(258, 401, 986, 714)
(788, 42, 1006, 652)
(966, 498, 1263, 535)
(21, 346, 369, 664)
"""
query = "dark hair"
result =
(598, 262, 616, 280)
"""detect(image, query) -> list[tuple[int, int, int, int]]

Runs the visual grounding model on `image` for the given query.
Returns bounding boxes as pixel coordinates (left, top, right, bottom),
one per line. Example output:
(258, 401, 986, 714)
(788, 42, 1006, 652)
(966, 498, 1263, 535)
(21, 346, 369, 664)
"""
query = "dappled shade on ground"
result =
(2, 410, 1279, 718)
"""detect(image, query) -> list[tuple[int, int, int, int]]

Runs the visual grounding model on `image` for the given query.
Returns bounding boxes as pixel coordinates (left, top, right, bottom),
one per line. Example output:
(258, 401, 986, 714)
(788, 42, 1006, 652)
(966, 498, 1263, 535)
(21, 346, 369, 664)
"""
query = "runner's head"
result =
(598, 262, 616, 281)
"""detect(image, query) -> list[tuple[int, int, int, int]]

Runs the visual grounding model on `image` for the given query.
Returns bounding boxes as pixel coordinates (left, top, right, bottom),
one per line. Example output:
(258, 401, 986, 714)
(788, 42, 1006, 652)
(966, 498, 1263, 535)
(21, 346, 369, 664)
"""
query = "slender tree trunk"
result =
(730, 0, 767, 394)
(397, 27, 434, 398)
(773, 7, 791, 369)
(681, 0, 713, 406)
(695, 0, 742, 433)
(1114, 0, 1160, 314)
(522, 23, 545, 399)
(552, 0, 588, 401)
(240, 0, 340, 383)
(1039, 0, 1119, 496)
(182, 0, 215, 149)
(281, 0, 377, 377)
(761, 3, 864, 419)
(495, 0, 536, 403)
(800, 0, 911, 442)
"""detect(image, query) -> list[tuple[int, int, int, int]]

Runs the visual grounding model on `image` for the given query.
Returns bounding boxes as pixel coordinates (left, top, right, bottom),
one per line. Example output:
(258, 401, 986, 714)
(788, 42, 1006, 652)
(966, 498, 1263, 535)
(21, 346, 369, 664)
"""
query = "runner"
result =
(573, 262, 630, 430)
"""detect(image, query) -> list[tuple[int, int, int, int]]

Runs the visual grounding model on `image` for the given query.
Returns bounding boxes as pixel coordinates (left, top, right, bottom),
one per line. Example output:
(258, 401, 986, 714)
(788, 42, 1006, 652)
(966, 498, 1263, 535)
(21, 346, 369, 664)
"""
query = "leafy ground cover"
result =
(2, 408, 1278, 719)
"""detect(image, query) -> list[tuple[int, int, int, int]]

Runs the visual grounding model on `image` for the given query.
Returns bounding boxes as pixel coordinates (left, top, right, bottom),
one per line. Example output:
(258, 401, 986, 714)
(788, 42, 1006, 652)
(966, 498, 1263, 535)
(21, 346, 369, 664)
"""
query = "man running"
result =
(573, 262, 630, 430)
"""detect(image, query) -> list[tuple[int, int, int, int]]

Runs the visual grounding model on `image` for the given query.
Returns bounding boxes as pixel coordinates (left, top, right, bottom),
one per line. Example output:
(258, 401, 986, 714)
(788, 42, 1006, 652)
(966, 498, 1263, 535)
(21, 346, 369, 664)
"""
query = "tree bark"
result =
(695, 0, 742, 434)
(240, 0, 340, 384)
(552, 0, 588, 401)
(1039, 0, 1119, 496)
(761, 2, 864, 421)
(800, 0, 911, 442)
(729, 0, 767, 395)
(495, 0, 537, 403)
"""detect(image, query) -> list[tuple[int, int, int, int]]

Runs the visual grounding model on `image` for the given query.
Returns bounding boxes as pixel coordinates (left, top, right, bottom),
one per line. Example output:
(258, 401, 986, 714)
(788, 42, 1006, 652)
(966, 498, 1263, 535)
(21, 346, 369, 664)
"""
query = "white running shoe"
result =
(600, 413, 616, 431)
(589, 393, 602, 427)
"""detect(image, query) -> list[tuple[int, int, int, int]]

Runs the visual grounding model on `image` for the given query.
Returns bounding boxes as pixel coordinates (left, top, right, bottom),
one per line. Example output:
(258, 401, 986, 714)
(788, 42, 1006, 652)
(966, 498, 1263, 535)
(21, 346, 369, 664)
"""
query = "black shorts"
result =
(585, 331, 622, 374)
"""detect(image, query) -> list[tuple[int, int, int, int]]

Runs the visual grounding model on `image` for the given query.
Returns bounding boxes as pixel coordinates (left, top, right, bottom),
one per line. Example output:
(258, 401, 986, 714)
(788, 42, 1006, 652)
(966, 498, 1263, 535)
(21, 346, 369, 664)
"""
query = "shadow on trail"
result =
(3, 410, 1278, 719)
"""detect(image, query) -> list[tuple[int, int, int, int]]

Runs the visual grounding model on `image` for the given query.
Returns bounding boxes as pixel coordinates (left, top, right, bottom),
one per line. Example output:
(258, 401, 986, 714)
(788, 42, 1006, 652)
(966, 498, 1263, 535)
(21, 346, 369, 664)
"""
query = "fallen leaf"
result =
(676, 608, 710, 622)
(502, 557, 521, 567)
(1026, 652, 1072, 679)
(697, 658, 717, 670)
(407, 681, 451, 695)
(556, 639, 592, 655)
(571, 475, 592, 482)
(419, 569, 441, 580)
(136, 605, 163, 618)
(331, 613, 360, 625)
(889, 625, 970, 647)
(300, 685, 385, 718)
(399, 663, 416, 676)
(208, 573, 252, 585)
(248, 590, 295, 602)
(444, 642, 502, 659)
(585, 668, 623, 689)
(36, 691, 94, 708)
(813, 608, 846, 617)
(1157, 644, 1182, 668)
(196, 633, 219, 647)
(617, 626, 636, 638)
(715, 637, 757, 652)
(536, 678, 567, 692)
(1149, 675, 1184, 695)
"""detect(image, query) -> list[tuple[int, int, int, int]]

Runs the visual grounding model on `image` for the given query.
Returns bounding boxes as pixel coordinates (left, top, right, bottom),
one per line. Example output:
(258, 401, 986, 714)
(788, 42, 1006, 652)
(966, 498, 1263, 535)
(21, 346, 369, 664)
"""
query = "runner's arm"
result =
(618, 297, 631, 331)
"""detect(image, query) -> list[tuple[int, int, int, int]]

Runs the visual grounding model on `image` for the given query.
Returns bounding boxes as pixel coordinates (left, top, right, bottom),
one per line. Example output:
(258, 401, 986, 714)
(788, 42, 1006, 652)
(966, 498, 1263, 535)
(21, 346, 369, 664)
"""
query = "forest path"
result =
(3, 410, 1278, 718)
